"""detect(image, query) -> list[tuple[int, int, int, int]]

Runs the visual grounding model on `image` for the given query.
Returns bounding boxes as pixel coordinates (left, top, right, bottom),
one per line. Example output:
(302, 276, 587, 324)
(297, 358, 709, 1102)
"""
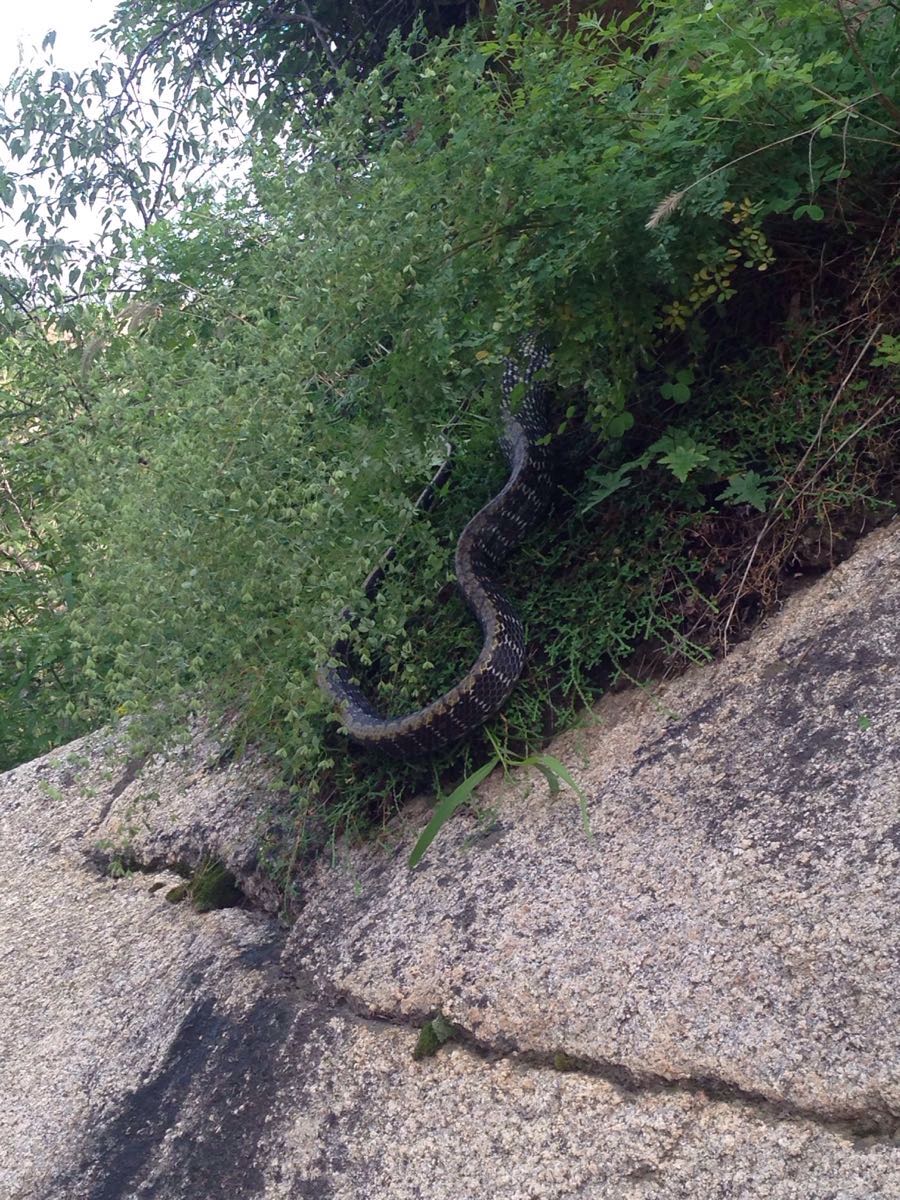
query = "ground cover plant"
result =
(1, 0, 898, 890)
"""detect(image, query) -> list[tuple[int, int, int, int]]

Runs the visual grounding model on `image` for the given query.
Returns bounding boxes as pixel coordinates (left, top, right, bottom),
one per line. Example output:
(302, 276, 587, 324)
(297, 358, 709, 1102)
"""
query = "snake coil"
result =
(318, 340, 554, 756)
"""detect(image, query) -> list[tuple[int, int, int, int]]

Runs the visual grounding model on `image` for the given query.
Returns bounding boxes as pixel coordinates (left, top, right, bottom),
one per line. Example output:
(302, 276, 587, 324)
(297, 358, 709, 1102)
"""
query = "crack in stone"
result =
(67, 817, 900, 1147)
(66, 834, 900, 1146)
(311, 984, 900, 1143)
(82, 843, 269, 918)
(83, 752, 151, 833)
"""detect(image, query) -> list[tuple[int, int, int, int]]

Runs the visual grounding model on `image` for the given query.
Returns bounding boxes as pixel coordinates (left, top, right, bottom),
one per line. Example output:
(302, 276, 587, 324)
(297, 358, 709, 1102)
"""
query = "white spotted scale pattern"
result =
(318, 340, 554, 755)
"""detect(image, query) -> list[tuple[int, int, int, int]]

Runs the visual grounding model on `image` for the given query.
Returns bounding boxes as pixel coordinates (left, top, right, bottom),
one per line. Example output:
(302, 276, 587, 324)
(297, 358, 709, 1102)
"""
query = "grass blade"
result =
(526, 753, 592, 837)
(408, 755, 498, 869)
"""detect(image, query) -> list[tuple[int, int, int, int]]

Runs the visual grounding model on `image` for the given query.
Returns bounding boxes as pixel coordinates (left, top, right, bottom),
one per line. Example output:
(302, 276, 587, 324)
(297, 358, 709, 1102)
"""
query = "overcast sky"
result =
(1, 0, 244, 259)
(0, 0, 119, 84)
(1, 1, 123, 252)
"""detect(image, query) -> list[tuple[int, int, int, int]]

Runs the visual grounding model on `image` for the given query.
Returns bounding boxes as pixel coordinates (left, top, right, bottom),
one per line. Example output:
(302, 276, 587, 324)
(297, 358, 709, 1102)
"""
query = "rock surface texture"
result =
(2, 520, 900, 1199)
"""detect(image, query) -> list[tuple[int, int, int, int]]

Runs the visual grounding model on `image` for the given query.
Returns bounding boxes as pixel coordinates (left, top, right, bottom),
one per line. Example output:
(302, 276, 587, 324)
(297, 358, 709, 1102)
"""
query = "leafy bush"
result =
(1, 1, 898, 876)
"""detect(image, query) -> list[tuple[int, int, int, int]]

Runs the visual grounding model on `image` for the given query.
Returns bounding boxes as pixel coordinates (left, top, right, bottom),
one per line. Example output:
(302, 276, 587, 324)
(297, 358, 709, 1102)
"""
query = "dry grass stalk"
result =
(645, 189, 686, 229)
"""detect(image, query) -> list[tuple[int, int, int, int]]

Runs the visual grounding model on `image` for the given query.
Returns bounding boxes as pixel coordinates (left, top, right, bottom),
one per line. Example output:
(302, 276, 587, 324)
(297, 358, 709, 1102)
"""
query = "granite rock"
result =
(289, 520, 900, 1124)
(2, 521, 899, 1198)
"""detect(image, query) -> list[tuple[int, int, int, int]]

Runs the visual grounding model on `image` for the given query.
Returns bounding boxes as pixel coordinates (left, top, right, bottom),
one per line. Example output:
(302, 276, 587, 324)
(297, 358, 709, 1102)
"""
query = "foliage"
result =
(0, 45, 239, 308)
(1, 1, 899, 879)
(874, 334, 900, 368)
(100, 0, 480, 120)
(406, 748, 587, 868)
(165, 858, 244, 911)
(413, 1011, 457, 1058)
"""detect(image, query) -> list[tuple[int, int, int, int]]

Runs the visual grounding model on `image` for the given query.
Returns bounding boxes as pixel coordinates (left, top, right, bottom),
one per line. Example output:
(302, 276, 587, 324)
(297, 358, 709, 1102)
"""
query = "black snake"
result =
(318, 340, 554, 756)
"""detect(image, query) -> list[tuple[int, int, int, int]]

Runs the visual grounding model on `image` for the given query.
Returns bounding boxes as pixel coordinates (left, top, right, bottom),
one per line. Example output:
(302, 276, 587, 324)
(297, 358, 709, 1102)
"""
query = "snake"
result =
(318, 339, 554, 756)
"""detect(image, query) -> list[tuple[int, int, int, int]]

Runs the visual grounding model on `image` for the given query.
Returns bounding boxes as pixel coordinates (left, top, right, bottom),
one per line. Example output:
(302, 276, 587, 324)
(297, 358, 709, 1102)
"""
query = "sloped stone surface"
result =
(2, 521, 900, 1199)
(288, 519, 900, 1123)
(260, 1015, 900, 1200)
(0, 735, 284, 1200)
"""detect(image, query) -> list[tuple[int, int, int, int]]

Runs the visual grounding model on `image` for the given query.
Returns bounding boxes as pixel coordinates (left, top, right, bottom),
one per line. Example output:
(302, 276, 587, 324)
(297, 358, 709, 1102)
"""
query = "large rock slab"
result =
(0, 732, 285, 1200)
(2, 520, 900, 1198)
(289, 519, 900, 1124)
(260, 1017, 900, 1200)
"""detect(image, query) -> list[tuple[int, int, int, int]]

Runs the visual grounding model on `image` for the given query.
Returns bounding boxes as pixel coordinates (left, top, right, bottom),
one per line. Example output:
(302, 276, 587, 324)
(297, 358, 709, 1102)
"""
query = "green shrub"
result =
(1, 2, 897, 875)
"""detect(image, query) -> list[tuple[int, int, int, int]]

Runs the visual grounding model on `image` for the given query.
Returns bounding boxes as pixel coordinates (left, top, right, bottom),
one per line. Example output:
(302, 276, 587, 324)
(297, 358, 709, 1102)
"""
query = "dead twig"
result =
(721, 321, 884, 649)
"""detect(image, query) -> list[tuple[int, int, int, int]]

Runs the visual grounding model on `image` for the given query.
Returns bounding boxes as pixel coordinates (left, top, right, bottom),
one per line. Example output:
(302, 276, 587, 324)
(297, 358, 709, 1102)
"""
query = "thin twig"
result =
(785, 315, 866, 376)
(721, 322, 884, 648)
(787, 393, 896, 509)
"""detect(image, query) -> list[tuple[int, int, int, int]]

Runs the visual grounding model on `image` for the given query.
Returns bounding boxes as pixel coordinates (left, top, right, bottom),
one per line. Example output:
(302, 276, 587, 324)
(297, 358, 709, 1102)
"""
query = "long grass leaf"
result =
(408, 755, 499, 869)
(528, 753, 592, 837)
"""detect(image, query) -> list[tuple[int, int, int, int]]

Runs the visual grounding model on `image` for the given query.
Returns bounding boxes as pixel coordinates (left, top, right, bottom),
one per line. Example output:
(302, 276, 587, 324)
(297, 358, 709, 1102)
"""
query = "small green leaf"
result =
(581, 464, 633, 511)
(793, 203, 824, 222)
(413, 1013, 457, 1059)
(533, 762, 560, 795)
(857, 714, 872, 731)
(721, 471, 771, 512)
(605, 410, 634, 438)
(873, 334, 900, 367)
(657, 443, 709, 483)
(430, 1013, 456, 1043)
(661, 368, 694, 405)
(524, 754, 591, 837)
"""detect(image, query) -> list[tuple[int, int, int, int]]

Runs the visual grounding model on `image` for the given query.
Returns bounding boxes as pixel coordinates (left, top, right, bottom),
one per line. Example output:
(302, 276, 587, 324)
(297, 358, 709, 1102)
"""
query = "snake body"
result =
(319, 341, 554, 756)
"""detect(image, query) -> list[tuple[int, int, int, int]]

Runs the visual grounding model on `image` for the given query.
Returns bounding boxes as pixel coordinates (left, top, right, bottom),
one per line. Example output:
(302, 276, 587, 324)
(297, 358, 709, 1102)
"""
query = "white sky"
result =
(0, 0, 120, 85)
(1, 1, 134, 256)
(1, 0, 247, 271)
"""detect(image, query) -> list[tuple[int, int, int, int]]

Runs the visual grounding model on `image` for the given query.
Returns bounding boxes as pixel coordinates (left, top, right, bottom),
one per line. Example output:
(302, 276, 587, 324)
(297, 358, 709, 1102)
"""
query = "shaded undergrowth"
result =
(262, 218, 900, 896)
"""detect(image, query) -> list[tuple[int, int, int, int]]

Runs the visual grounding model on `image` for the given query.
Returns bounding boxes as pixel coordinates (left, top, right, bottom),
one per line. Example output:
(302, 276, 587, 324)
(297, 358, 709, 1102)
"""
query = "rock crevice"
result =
(306, 987, 900, 1139)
